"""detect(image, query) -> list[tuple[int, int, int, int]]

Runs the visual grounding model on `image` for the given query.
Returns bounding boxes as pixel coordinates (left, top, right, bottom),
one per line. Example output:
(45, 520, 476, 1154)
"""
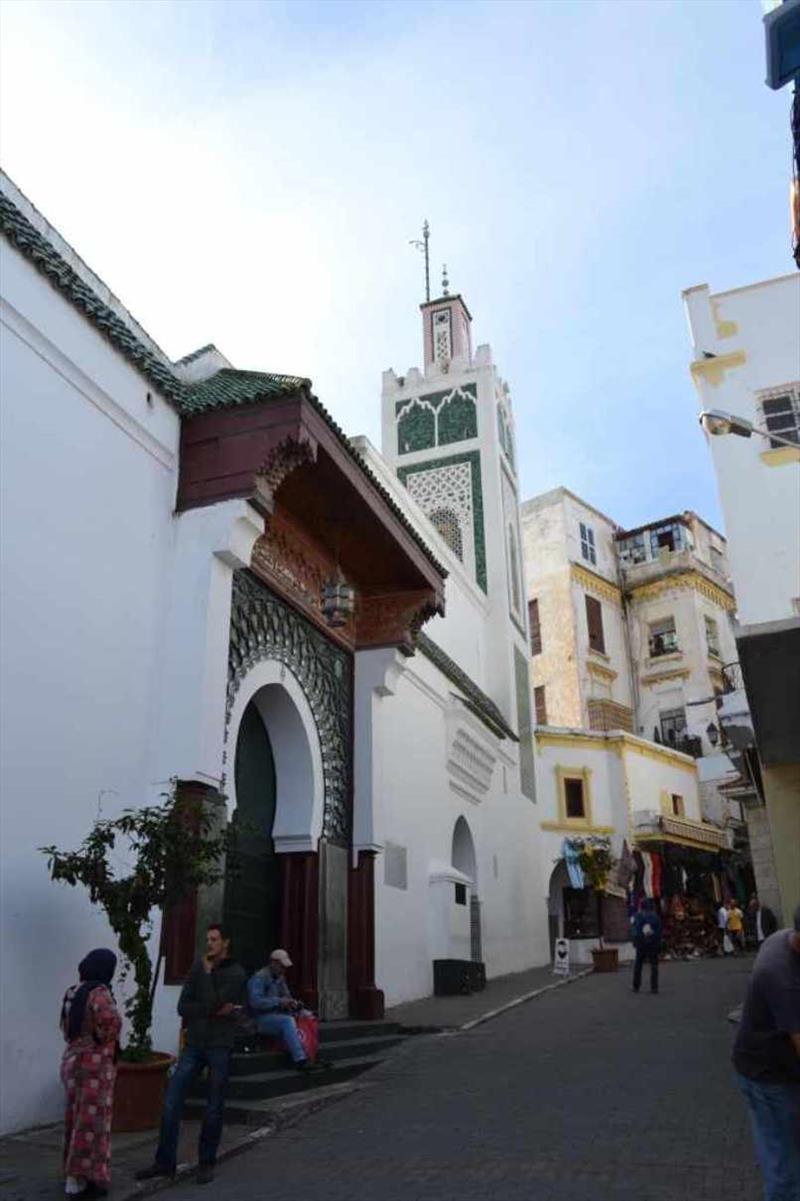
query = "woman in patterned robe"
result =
(59, 949, 122, 1196)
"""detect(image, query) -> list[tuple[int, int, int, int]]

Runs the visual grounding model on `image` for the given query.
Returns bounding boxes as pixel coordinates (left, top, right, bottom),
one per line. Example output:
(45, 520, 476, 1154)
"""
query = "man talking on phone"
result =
(136, 923, 246, 1186)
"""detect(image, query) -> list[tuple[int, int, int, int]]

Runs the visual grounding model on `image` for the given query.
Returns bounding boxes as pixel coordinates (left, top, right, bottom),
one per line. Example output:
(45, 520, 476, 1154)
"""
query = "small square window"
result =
(649, 617, 678, 657)
(454, 882, 467, 906)
(564, 777, 585, 820)
(760, 388, 800, 447)
(671, 794, 684, 817)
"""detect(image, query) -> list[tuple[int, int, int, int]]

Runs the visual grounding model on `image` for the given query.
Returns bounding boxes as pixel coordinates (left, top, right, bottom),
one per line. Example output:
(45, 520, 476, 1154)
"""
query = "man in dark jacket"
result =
(137, 923, 246, 1186)
(631, 898, 662, 995)
(733, 907, 800, 1200)
(745, 896, 779, 950)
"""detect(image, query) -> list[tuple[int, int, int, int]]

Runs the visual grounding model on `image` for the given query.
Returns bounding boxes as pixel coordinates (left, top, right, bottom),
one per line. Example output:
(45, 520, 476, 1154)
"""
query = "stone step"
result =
(230, 1033, 406, 1075)
(318, 1019, 403, 1043)
(183, 1054, 381, 1119)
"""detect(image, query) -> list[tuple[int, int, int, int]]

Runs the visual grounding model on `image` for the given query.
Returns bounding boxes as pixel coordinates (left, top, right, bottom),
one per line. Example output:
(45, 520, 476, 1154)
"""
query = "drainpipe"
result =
(617, 564, 641, 734)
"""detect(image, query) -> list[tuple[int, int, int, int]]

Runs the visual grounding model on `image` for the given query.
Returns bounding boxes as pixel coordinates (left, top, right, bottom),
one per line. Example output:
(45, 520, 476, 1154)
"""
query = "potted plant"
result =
(575, 837, 619, 973)
(41, 783, 231, 1131)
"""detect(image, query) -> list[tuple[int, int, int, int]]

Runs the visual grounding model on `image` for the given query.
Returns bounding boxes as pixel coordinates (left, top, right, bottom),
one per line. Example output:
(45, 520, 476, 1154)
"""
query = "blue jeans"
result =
(736, 1073, 800, 1201)
(255, 1013, 306, 1063)
(155, 1046, 231, 1170)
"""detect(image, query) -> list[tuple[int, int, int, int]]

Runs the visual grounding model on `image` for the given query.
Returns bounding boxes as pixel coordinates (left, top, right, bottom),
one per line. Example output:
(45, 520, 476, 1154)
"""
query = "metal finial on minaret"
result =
(442, 263, 450, 296)
(409, 219, 431, 302)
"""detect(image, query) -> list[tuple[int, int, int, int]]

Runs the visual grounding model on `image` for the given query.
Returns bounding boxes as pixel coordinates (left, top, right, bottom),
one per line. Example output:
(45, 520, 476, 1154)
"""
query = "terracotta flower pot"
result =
(112, 1052, 174, 1133)
(591, 947, 619, 973)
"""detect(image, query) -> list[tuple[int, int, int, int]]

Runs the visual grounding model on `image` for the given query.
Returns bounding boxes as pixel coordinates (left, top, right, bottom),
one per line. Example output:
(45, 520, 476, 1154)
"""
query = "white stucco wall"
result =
(374, 652, 547, 1006)
(683, 275, 800, 626)
(0, 237, 181, 1132)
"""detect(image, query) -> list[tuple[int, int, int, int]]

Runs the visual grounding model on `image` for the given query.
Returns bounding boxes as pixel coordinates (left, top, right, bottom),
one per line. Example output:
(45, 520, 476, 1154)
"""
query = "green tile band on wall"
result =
(497, 404, 515, 470)
(396, 384, 477, 455)
(398, 449, 487, 592)
(514, 647, 536, 802)
(397, 400, 435, 453)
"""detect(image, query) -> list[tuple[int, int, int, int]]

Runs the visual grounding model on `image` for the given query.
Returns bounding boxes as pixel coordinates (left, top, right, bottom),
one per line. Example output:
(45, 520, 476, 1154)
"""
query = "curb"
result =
(457, 968, 594, 1032)
(118, 1082, 359, 1201)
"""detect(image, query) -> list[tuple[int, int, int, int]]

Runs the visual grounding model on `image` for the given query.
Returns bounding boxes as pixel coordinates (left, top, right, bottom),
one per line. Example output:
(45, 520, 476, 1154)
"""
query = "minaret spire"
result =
(409, 219, 431, 303)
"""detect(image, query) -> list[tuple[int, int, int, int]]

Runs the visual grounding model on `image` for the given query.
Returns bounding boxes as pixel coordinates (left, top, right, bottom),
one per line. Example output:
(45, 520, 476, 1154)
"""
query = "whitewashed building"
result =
(684, 273, 800, 925)
(0, 173, 547, 1133)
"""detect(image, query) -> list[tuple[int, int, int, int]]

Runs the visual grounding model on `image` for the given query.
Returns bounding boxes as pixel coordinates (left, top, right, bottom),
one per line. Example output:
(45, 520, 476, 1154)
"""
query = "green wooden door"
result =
(223, 701, 279, 976)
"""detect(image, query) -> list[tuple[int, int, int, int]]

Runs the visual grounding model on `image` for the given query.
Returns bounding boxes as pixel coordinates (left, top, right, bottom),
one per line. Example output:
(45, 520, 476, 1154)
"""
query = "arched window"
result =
(452, 816, 477, 887)
(430, 507, 464, 561)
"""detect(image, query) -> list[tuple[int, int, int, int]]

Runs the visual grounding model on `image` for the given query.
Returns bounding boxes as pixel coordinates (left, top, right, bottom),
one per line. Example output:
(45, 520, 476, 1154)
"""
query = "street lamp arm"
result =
(698, 409, 799, 451)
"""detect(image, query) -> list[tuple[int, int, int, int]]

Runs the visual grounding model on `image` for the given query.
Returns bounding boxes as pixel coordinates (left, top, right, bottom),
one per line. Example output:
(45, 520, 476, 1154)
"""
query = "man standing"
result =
(136, 923, 246, 1186)
(733, 906, 800, 1200)
(718, 900, 730, 955)
(746, 897, 779, 951)
(631, 898, 662, 995)
(247, 949, 321, 1072)
(728, 899, 745, 955)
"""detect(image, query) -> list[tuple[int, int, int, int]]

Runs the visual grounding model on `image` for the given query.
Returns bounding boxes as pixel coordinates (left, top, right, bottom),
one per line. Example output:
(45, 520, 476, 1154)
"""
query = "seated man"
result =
(247, 949, 320, 1073)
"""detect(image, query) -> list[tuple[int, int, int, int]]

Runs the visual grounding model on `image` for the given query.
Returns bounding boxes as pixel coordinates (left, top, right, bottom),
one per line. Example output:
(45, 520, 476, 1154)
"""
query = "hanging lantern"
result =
(321, 568, 355, 628)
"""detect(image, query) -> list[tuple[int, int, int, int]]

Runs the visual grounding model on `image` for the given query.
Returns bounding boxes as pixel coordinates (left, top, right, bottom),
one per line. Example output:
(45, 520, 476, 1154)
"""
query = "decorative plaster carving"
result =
(228, 569, 352, 846)
(447, 722, 496, 804)
(355, 591, 439, 653)
(254, 435, 317, 512)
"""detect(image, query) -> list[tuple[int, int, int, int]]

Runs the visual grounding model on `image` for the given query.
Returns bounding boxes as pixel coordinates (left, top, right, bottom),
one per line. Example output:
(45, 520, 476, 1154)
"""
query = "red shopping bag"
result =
(295, 1013, 319, 1063)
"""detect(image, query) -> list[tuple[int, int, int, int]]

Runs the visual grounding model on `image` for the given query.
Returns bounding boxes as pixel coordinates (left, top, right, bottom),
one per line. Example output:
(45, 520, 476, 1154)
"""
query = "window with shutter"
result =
(758, 384, 800, 447)
(579, 522, 597, 565)
(534, 685, 547, 725)
(529, 598, 542, 655)
(585, 594, 605, 654)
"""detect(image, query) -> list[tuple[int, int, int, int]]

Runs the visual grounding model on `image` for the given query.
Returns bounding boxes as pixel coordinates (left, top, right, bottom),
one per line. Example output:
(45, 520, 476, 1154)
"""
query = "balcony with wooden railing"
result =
(587, 698, 635, 733)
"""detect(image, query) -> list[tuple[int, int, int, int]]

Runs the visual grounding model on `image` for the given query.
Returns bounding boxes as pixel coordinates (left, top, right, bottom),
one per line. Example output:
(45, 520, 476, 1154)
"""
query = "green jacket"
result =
(178, 957, 247, 1049)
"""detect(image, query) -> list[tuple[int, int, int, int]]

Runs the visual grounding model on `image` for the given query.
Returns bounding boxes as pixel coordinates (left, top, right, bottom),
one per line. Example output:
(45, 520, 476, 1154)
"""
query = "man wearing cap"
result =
(733, 905, 800, 1200)
(247, 949, 318, 1072)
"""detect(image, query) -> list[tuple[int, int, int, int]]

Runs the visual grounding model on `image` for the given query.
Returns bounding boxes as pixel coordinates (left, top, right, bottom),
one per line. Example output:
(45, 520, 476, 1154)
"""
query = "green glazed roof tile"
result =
(417, 632, 517, 741)
(0, 185, 447, 581)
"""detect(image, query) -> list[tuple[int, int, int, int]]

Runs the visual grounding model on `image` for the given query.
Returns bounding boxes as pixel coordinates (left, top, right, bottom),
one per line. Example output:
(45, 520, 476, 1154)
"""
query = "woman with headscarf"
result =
(59, 949, 122, 1197)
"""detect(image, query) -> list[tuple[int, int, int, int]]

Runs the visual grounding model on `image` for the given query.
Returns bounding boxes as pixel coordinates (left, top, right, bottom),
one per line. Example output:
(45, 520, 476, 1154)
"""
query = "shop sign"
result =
(553, 937, 570, 976)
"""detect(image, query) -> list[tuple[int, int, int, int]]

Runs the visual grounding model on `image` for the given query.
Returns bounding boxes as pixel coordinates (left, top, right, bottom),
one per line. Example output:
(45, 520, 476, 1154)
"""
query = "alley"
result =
(174, 956, 761, 1201)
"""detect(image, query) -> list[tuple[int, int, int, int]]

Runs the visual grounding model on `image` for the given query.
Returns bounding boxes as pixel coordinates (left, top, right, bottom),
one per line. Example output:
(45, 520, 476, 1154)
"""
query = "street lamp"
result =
(706, 722, 720, 748)
(698, 408, 800, 450)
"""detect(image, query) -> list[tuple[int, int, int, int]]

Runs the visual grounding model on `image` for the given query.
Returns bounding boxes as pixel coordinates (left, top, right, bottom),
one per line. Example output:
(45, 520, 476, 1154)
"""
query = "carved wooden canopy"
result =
(177, 388, 445, 652)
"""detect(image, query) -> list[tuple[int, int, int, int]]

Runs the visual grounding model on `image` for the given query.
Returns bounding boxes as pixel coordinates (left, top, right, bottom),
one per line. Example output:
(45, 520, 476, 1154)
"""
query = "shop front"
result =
(632, 814, 751, 959)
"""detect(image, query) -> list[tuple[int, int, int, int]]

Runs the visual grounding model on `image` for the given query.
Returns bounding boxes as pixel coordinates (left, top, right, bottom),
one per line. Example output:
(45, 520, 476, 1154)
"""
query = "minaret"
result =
(381, 246, 536, 800)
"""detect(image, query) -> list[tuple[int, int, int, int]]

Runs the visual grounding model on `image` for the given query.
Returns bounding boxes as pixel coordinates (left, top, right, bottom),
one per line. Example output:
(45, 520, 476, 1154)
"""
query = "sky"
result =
(0, 0, 794, 530)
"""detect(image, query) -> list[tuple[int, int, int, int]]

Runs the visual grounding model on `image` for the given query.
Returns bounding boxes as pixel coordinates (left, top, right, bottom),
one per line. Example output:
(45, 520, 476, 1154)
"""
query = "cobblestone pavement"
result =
(173, 955, 762, 1201)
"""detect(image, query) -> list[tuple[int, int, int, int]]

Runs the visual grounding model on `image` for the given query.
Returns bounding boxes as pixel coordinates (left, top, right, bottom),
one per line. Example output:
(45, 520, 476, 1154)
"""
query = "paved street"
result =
(173, 956, 761, 1201)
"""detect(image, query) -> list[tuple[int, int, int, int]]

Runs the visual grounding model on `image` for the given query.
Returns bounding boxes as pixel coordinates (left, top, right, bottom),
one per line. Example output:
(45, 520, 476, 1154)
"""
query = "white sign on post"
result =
(553, 938, 570, 976)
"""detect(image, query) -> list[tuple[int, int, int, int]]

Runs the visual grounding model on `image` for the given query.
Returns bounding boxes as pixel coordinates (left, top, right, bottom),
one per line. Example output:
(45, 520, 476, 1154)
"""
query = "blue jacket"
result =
(631, 910, 662, 950)
(247, 968, 292, 1015)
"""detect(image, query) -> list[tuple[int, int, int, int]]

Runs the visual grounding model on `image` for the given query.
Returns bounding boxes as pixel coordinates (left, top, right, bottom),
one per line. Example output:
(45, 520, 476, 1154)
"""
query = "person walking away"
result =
(733, 906, 800, 1201)
(136, 923, 246, 1186)
(718, 901, 730, 955)
(728, 900, 745, 954)
(631, 899, 662, 995)
(747, 897, 780, 951)
(247, 949, 323, 1072)
(60, 949, 122, 1197)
